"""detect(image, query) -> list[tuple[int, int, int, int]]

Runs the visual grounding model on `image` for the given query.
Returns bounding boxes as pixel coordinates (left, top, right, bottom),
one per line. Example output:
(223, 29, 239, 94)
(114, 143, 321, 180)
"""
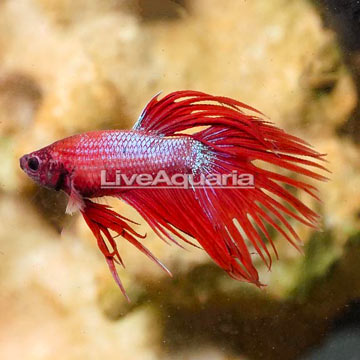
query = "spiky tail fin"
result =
(128, 90, 328, 285)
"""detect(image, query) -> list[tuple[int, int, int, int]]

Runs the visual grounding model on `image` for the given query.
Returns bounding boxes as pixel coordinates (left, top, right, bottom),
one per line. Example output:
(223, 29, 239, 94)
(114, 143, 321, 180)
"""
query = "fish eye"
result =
(28, 157, 40, 171)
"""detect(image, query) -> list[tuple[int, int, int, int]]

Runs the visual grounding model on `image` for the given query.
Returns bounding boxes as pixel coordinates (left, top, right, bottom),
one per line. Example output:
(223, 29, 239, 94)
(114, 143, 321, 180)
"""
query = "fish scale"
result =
(49, 130, 202, 197)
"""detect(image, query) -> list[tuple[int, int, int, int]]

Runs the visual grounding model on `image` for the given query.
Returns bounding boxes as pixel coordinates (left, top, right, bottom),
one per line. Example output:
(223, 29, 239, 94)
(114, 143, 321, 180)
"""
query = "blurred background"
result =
(1, 0, 360, 359)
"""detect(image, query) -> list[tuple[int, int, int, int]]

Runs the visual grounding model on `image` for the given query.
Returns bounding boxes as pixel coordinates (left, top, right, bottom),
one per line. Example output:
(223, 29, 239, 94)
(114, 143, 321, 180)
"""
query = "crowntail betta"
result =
(19, 90, 328, 300)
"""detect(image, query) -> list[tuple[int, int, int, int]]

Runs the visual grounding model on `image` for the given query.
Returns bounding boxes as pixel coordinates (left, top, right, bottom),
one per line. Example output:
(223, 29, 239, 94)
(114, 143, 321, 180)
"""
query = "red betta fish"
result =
(20, 90, 327, 300)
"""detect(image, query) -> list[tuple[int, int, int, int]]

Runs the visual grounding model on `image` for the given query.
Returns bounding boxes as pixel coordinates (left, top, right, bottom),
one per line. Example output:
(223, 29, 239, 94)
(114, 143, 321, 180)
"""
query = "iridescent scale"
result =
(51, 130, 211, 197)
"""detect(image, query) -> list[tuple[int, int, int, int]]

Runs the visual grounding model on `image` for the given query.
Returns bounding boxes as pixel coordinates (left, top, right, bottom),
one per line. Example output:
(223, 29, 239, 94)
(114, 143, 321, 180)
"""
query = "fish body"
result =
(21, 130, 202, 199)
(20, 90, 328, 300)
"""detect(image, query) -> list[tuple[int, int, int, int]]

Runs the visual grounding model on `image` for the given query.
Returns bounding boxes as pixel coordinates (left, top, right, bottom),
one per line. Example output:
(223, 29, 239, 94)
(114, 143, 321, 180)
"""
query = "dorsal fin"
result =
(133, 90, 267, 144)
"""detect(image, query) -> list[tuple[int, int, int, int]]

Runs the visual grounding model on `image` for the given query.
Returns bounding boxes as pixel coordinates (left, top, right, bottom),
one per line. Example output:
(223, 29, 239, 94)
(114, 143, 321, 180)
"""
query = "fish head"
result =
(19, 146, 68, 191)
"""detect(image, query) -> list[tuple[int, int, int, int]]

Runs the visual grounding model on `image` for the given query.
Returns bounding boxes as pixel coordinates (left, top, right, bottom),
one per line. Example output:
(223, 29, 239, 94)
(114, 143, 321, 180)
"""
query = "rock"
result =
(0, 72, 42, 136)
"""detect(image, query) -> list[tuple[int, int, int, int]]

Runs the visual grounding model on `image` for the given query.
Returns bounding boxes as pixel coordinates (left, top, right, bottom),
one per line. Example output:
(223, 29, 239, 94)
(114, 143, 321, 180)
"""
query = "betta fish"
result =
(19, 90, 327, 300)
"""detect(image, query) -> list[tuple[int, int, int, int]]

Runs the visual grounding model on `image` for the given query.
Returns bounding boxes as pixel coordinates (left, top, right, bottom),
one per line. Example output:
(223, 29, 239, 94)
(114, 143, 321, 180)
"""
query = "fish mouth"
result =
(19, 155, 28, 171)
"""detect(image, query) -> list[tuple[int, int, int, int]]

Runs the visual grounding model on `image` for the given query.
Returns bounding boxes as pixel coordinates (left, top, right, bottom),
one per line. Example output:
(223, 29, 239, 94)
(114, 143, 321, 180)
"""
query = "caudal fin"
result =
(128, 90, 328, 285)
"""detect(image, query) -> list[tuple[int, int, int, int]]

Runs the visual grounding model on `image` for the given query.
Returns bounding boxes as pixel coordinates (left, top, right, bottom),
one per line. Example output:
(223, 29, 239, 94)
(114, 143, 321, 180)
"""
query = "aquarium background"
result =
(1, 0, 360, 359)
